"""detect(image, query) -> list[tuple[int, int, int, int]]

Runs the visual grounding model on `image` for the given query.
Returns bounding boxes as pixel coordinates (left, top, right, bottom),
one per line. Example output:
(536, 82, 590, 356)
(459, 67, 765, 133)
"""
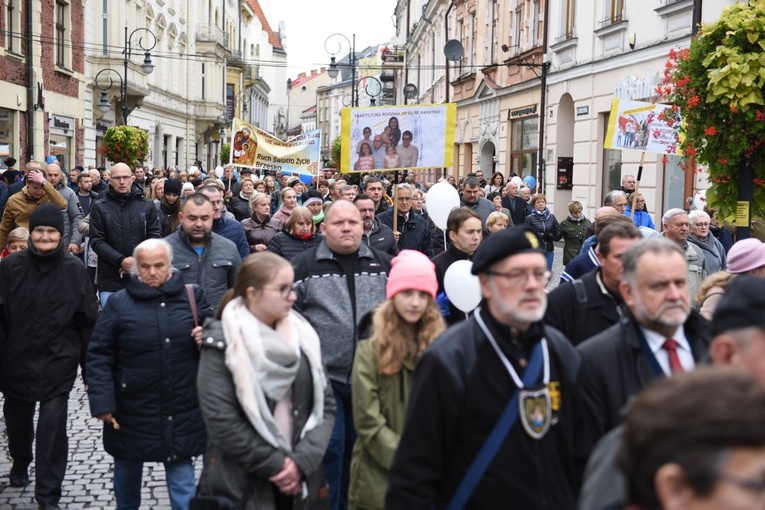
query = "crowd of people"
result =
(2, 157, 765, 510)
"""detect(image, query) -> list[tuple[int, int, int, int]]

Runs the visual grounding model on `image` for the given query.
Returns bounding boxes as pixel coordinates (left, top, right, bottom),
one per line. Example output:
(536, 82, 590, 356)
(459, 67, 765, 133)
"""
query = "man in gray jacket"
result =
(165, 193, 241, 310)
(46, 163, 83, 253)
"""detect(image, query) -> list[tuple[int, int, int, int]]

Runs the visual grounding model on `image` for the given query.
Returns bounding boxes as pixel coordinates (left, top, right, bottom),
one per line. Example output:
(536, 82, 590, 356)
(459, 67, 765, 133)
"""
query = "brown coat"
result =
(0, 182, 66, 247)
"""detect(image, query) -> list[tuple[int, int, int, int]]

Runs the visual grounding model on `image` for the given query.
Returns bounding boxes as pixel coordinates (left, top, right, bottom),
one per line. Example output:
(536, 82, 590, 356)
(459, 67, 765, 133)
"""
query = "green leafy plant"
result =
(220, 143, 230, 166)
(330, 136, 341, 169)
(659, 1, 765, 221)
(101, 126, 150, 170)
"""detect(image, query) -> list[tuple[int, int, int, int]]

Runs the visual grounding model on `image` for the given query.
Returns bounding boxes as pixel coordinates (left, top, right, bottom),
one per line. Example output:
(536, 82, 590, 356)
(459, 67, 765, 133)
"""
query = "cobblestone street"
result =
(0, 246, 564, 509)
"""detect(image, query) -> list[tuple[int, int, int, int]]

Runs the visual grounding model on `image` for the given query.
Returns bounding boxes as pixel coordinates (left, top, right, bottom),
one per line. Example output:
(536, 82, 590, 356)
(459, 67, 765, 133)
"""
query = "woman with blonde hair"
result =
(348, 250, 445, 510)
(241, 192, 280, 253)
(267, 206, 322, 261)
(271, 187, 299, 230)
(196, 252, 335, 509)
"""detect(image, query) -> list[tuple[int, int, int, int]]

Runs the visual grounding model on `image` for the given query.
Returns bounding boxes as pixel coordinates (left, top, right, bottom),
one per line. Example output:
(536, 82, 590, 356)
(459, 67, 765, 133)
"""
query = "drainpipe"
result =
(445, 0, 455, 104)
(536, 0, 551, 191)
(26, 0, 35, 160)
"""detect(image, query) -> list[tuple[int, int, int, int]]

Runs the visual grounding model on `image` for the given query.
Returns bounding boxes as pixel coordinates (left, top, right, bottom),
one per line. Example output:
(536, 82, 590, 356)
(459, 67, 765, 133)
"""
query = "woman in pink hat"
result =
(348, 250, 445, 510)
(696, 238, 765, 319)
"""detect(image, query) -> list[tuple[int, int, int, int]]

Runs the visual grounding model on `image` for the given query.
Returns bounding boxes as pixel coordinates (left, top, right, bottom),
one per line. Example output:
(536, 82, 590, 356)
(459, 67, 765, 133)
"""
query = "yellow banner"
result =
(340, 104, 456, 173)
(229, 118, 321, 177)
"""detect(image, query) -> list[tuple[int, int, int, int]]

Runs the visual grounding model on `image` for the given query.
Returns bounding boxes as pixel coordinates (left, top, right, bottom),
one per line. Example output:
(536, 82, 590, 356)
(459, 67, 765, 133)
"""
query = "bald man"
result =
(89, 163, 161, 306)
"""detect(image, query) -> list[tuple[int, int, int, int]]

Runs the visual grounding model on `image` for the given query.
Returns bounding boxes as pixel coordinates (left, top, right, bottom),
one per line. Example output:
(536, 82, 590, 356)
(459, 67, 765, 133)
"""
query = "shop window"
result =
(0, 109, 15, 168)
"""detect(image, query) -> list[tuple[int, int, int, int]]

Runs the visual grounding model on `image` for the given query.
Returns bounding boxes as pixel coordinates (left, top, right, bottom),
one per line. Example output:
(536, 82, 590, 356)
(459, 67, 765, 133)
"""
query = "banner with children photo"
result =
(603, 98, 682, 156)
(340, 103, 456, 173)
(229, 118, 321, 178)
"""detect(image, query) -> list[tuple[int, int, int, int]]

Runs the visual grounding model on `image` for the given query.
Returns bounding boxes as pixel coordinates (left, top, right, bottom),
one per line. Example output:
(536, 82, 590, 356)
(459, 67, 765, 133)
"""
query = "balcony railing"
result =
(598, 13, 625, 28)
(196, 25, 229, 49)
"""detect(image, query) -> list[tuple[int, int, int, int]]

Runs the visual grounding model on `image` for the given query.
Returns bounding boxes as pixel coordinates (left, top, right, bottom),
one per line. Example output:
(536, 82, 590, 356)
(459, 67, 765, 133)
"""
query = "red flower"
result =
(730, 104, 739, 114)
(719, 157, 728, 165)
(704, 126, 718, 136)
(686, 146, 697, 157)
(688, 96, 700, 107)
(757, 111, 765, 122)
(675, 75, 690, 88)
(662, 155, 669, 165)
(754, 178, 765, 186)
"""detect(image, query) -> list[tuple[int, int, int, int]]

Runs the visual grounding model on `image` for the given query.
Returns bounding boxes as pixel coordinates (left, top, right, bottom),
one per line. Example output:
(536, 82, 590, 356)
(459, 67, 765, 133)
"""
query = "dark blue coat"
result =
(87, 273, 213, 462)
(377, 209, 434, 258)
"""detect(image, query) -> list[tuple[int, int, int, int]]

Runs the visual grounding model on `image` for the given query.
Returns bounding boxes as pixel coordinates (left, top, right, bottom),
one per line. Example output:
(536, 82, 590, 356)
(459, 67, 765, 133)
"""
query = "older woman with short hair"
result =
(267, 206, 322, 261)
(241, 192, 280, 253)
(524, 193, 562, 270)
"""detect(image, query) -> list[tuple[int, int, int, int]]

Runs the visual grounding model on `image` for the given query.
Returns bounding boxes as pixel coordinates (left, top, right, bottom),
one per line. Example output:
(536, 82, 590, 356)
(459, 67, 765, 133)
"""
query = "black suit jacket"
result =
(575, 310, 710, 462)
(501, 194, 528, 226)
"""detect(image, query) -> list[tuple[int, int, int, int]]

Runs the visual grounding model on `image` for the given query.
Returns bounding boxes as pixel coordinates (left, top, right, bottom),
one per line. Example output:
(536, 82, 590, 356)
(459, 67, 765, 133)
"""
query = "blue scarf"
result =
(530, 207, 550, 220)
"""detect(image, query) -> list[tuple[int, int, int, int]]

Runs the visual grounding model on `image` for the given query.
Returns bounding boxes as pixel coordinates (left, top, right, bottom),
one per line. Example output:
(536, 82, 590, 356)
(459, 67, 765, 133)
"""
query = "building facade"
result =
(1, 0, 86, 171)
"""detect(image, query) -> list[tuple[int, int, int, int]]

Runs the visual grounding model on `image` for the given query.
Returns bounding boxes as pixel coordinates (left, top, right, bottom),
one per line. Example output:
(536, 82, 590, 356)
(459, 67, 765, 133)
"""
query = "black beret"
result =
(471, 226, 544, 275)
(240, 167, 253, 175)
(711, 276, 765, 336)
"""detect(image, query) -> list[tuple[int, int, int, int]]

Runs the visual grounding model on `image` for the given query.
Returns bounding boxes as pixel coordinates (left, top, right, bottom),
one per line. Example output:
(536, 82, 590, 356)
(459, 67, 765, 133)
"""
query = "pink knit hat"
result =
(386, 250, 438, 300)
(727, 238, 765, 274)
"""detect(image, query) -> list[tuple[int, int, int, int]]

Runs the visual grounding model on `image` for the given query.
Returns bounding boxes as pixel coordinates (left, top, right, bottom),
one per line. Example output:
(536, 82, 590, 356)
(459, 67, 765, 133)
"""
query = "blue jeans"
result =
(323, 380, 355, 510)
(545, 250, 555, 271)
(99, 291, 115, 308)
(113, 457, 195, 510)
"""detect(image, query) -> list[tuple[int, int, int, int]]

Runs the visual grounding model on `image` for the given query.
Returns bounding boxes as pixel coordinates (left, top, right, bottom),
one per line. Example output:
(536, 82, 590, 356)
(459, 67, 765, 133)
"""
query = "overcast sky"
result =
(260, 0, 399, 79)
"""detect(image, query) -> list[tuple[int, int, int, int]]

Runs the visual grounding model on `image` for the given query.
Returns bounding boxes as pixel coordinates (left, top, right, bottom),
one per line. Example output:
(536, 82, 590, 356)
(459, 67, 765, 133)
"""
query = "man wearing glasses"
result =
(90, 163, 161, 306)
(387, 227, 581, 509)
(377, 183, 433, 257)
(621, 174, 636, 194)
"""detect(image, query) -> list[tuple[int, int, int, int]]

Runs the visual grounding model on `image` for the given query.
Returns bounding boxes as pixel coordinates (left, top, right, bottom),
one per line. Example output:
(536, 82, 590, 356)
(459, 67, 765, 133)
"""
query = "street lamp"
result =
(326, 33, 357, 107)
(94, 27, 156, 125)
(235, 91, 250, 114)
(357, 76, 382, 106)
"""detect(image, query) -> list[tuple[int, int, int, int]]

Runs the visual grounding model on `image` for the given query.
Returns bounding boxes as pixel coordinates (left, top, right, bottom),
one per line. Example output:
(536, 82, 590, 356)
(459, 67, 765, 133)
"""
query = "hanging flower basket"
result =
(102, 125, 149, 171)
(658, 2, 765, 221)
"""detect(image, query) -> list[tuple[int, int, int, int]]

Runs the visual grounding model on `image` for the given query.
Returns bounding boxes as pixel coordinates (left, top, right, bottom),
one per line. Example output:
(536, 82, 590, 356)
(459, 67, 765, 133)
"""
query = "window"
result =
(201, 63, 206, 100)
(603, 0, 626, 26)
(470, 11, 477, 66)
(488, 0, 498, 63)
(562, 0, 576, 39)
(531, 0, 540, 46)
(513, 5, 522, 53)
(0, 109, 15, 169)
(6, 0, 22, 55)
(101, 0, 108, 55)
(602, 113, 622, 197)
(55, 1, 67, 68)
(511, 117, 539, 178)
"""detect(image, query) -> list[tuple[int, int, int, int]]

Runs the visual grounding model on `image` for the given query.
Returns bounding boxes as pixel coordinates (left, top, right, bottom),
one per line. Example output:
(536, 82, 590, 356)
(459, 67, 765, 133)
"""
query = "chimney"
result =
(311, 70, 318, 76)
(298, 72, 306, 79)
(320, 67, 326, 73)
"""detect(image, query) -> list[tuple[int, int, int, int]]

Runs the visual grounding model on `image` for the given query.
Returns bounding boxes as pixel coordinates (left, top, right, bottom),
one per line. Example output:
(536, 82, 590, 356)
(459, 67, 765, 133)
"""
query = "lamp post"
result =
(326, 33, 357, 107)
(95, 27, 156, 124)
(286, 78, 292, 136)
(235, 90, 250, 117)
(357, 76, 383, 106)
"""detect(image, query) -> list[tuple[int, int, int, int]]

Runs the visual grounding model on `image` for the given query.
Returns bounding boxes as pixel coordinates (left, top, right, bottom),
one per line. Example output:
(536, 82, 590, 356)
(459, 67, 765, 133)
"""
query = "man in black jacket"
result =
(576, 237, 711, 465)
(501, 180, 527, 227)
(354, 194, 398, 256)
(89, 163, 161, 307)
(0, 204, 99, 509)
(545, 222, 642, 345)
(387, 227, 581, 509)
(377, 183, 433, 257)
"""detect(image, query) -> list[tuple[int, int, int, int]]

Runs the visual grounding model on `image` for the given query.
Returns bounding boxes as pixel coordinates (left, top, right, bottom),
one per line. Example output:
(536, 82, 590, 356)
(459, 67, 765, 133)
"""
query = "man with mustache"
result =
(387, 227, 581, 509)
(576, 237, 711, 464)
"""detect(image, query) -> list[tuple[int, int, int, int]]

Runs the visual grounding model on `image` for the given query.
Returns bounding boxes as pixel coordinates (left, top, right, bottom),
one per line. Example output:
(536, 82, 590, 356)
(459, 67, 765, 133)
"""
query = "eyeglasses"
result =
(112, 175, 133, 181)
(263, 285, 295, 299)
(397, 196, 412, 202)
(486, 269, 551, 286)
(694, 222, 710, 227)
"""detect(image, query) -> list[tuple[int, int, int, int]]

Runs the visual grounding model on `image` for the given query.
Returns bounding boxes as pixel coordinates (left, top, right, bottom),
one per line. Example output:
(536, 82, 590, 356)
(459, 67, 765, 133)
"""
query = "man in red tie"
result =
(575, 237, 711, 467)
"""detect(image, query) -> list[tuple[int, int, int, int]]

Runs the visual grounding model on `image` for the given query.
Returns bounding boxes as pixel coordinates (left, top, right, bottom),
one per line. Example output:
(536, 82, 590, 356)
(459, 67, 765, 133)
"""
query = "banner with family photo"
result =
(229, 118, 321, 177)
(340, 103, 456, 173)
(604, 98, 682, 155)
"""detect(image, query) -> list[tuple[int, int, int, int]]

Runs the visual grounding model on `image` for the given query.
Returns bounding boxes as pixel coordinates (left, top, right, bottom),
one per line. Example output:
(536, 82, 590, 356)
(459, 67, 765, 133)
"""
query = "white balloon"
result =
(425, 182, 461, 230)
(511, 176, 523, 186)
(214, 166, 224, 178)
(443, 260, 482, 313)
(188, 166, 197, 174)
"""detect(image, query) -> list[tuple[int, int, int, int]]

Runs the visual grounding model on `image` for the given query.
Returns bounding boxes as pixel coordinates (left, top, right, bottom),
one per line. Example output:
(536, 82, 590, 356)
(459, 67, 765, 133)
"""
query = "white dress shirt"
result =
(641, 326, 696, 375)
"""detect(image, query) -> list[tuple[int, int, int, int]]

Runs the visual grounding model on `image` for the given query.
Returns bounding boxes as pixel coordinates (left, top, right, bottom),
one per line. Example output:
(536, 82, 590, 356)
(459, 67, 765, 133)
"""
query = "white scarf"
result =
(222, 297, 326, 451)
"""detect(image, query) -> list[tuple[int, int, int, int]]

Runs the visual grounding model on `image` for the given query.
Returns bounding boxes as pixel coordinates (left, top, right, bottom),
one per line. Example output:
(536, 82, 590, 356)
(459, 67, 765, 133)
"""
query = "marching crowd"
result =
(2, 158, 765, 510)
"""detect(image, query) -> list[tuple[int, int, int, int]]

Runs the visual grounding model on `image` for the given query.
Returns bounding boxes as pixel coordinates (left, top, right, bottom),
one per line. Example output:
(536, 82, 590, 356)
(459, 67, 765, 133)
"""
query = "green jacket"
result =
(349, 339, 415, 510)
(560, 215, 592, 265)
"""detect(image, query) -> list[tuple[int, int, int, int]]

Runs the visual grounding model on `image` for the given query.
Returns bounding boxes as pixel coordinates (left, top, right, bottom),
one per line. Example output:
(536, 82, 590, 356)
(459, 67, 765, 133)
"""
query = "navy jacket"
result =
(213, 216, 250, 260)
(87, 273, 213, 462)
(377, 209, 434, 258)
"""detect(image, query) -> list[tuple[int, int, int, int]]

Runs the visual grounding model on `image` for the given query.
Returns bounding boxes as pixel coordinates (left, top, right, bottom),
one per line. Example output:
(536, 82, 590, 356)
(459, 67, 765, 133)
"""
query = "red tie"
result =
(662, 338, 685, 374)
